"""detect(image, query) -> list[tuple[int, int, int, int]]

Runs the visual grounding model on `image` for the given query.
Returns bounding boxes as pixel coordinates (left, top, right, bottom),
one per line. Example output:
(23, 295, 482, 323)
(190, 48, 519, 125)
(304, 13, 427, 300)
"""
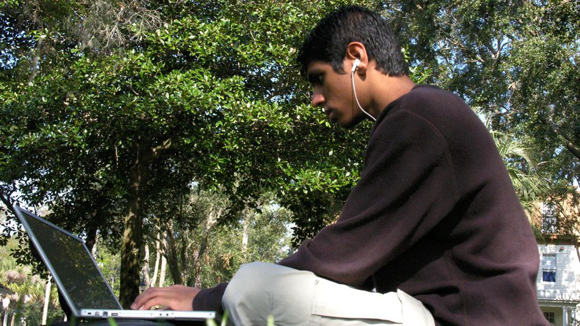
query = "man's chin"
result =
(337, 116, 366, 129)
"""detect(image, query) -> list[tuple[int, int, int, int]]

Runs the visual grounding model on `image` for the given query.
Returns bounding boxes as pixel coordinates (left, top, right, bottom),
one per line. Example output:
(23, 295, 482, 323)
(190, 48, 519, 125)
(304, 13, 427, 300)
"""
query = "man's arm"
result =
(131, 283, 228, 313)
(192, 283, 228, 312)
(280, 108, 460, 288)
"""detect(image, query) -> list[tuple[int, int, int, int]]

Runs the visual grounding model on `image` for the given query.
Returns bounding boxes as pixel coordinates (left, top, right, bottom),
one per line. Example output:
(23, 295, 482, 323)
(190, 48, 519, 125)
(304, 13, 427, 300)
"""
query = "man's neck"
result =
(368, 73, 416, 118)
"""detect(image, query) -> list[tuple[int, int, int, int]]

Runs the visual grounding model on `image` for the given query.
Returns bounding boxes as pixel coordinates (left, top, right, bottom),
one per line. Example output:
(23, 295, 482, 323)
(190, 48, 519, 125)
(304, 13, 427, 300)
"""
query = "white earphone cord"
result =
(351, 69, 376, 121)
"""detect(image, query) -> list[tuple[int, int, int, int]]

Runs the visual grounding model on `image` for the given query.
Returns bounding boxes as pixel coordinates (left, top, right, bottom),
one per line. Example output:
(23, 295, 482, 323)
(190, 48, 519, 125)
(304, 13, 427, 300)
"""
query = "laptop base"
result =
(50, 320, 205, 326)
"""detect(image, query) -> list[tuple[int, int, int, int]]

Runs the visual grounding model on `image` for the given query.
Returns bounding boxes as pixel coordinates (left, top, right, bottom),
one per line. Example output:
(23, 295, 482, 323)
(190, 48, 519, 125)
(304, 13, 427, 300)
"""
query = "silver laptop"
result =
(13, 206, 215, 321)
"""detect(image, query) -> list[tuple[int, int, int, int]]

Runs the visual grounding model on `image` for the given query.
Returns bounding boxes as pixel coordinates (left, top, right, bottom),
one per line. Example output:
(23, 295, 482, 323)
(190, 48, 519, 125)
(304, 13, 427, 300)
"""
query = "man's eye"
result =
(308, 73, 324, 86)
(312, 75, 323, 86)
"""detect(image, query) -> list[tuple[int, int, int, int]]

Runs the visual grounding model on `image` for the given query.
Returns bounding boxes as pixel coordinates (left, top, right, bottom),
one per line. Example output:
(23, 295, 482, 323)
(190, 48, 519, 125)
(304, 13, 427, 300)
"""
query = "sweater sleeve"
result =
(279, 108, 460, 288)
(192, 282, 227, 313)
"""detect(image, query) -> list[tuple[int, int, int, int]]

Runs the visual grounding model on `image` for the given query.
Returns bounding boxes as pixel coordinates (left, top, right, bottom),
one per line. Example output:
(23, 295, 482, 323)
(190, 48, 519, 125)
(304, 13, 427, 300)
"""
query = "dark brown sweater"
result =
(193, 85, 547, 326)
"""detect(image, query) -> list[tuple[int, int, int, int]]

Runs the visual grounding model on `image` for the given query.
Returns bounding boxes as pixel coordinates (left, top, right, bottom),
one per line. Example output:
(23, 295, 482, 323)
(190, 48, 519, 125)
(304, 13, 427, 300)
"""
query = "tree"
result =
(378, 0, 579, 239)
(0, 236, 64, 325)
(4, 0, 573, 308)
(491, 130, 550, 214)
(381, 0, 579, 190)
(143, 188, 293, 289)
(0, 0, 377, 306)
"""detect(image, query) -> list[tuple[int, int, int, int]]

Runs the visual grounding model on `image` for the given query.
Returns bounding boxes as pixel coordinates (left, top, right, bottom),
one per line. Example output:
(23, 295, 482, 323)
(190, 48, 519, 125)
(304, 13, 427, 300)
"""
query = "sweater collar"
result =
(369, 84, 425, 137)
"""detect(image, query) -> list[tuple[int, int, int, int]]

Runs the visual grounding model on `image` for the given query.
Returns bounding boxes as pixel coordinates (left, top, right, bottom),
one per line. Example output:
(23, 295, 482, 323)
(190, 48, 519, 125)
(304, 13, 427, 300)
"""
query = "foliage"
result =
(473, 110, 552, 214)
(491, 130, 550, 213)
(94, 240, 122, 297)
(196, 194, 294, 288)
(144, 188, 293, 288)
(2, 0, 576, 307)
(0, 236, 65, 325)
(382, 0, 579, 189)
(0, 0, 382, 304)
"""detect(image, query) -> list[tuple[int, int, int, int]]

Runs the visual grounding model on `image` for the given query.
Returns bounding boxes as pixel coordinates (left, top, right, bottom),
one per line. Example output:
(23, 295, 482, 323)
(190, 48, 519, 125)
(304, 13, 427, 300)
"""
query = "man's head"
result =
(297, 5, 409, 77)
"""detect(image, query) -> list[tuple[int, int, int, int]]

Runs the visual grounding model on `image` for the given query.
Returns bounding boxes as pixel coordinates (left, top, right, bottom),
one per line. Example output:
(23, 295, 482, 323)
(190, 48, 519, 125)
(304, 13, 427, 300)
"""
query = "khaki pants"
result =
(222, 262, 435, 326)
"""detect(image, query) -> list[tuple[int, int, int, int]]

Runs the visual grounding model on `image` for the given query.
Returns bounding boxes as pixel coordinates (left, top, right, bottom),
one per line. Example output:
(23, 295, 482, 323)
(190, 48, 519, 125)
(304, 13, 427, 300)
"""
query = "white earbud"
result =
(351, 58, 360, 72)
(350, 58, 376, 122)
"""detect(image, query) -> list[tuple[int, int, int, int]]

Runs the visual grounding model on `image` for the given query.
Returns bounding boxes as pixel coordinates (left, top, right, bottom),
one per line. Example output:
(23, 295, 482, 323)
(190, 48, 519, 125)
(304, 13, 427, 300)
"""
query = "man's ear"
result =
(346, 42, 369, 73)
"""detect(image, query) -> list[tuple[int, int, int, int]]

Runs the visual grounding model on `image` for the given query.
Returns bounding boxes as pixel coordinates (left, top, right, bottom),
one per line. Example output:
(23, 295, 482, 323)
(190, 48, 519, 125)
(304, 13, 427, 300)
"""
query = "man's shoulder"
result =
(374, 85, 489, 149)
(395, 85, 476, 125)
(403, 85, 467, 109)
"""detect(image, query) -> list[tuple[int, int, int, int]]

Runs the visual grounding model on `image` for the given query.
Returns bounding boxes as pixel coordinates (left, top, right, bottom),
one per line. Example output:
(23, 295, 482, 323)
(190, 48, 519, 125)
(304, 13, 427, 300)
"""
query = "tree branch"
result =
(151, 138, 173, 158)
(559, 134, 580, 160)
(540, 115, 580, 160)
(0, 188, 15, 214)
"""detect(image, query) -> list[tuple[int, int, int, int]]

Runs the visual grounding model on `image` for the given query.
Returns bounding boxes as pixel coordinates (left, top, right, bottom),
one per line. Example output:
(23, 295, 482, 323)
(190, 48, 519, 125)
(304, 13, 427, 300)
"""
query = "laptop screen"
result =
(17, 208, 121, 311)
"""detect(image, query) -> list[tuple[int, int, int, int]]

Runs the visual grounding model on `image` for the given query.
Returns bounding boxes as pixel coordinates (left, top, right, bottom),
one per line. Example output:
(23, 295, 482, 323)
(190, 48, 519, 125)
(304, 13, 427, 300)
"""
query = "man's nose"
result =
(311, 89, 325, 108)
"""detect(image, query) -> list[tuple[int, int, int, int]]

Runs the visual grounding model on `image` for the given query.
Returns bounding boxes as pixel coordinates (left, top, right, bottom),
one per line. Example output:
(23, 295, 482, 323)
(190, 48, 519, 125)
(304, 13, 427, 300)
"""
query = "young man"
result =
(133, 6, 548, 325)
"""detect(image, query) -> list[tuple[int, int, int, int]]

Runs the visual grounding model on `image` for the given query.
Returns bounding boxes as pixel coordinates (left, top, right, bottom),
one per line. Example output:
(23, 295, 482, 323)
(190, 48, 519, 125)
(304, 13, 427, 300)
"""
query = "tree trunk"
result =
(242, 208, 250, 258)
(85, 183, 114, 253)
(159, 255, 167, 287)
(193, 208, 220, 288)
(85, 211, 100, 253)
(42, 276, 52, 325)
(142, 243, 150, 288)
(119, 138, 150, 308)
(91, 233, 98, 258)
(180, 237, 188, 286)
(2, 309, 8, 326)
(164, 220, 183, 285)
(150, 234, 161, 287)
(120, 192, 144, 307)
(119, 136, 171, 307)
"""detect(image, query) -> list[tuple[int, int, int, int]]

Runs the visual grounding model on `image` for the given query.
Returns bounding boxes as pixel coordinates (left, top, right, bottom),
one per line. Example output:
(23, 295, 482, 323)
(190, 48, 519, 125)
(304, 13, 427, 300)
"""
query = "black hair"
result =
(297, 5, 409, 77)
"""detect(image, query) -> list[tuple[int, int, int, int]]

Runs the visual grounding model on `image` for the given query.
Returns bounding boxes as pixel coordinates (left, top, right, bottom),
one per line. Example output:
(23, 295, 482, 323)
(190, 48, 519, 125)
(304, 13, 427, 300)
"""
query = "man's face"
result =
(306, 60, 366, 128)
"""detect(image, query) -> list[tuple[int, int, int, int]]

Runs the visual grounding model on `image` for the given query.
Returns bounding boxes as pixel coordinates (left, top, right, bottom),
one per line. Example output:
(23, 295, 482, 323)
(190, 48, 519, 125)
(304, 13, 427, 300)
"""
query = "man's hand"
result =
(131, 285, 201, 311)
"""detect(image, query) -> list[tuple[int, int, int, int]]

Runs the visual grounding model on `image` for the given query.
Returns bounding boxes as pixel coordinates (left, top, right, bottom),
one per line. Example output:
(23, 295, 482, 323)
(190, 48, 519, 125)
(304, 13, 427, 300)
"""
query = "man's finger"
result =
(132, 287, 162, 310)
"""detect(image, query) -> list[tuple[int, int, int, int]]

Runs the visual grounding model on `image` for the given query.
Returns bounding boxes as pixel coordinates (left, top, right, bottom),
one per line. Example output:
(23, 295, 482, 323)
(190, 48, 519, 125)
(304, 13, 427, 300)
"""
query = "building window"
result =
(541, 254, 557, 283)
(541, 203, 558, 233)
(544, 311, 555, 323)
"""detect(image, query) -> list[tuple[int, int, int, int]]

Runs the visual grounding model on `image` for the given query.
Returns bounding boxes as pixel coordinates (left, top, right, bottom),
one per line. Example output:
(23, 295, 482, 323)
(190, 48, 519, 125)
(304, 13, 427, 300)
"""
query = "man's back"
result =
(372, 85, 544, 325)
(281, 85, 546, 325)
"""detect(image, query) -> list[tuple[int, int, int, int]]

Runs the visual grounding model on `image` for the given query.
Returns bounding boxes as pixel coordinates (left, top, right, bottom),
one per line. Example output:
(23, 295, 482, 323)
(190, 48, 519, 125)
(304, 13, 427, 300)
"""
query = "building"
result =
(533, 200, 580, 326)
(537, 242, 580, 325)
